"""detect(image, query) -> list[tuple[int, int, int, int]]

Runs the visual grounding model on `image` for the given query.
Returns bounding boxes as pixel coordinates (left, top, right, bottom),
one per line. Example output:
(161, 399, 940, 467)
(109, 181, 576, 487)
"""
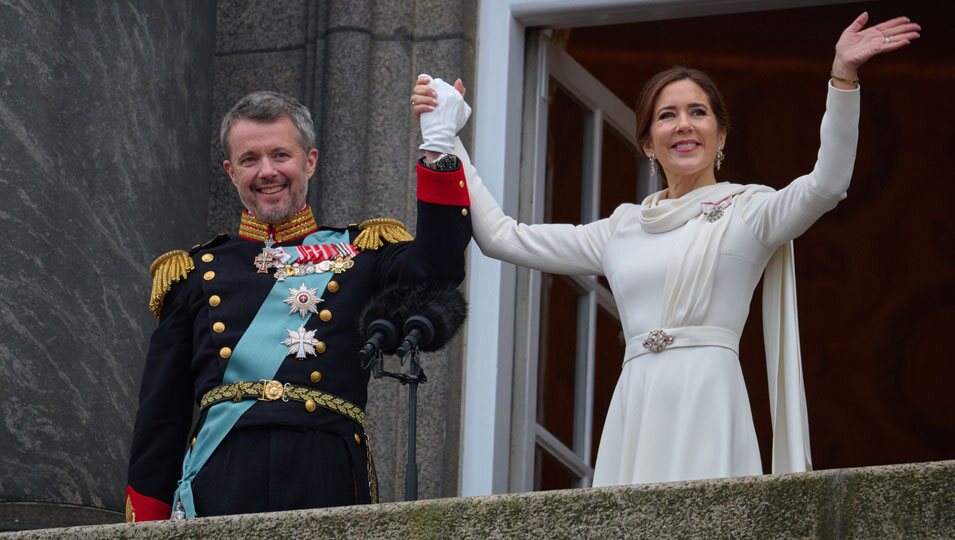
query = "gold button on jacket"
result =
(310, 371, 322, 383)
(319, 309, 332, 322)
(326, 280, 339, 293)
(201, 253, 214, 263)
(208, 295, 221, 307)
(203, 270, 216, 281)
(219, 347, 232, 359)
(212, 322, 225, 333)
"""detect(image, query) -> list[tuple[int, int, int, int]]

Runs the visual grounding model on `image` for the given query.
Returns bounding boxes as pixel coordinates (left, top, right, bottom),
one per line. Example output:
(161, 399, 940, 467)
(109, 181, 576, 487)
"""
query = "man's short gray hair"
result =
(220, 91, 316, 158)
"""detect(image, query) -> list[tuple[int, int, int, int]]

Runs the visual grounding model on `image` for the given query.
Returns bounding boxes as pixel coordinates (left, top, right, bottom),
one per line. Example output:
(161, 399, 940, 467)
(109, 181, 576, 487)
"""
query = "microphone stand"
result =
(363, 346, 427, 501)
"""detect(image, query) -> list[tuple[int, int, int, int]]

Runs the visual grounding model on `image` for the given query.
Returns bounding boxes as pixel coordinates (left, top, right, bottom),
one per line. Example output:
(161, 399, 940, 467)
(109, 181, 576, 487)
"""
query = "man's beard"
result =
(239, 180, 307, 224)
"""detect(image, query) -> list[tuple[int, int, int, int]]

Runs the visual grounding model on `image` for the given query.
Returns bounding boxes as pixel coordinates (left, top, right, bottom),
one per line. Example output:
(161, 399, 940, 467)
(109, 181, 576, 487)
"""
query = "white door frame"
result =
(462, 0, 850, 497)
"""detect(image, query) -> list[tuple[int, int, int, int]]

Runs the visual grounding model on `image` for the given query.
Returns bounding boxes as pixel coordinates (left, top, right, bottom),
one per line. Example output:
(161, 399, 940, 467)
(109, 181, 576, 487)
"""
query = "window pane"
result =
(537, 274, 580, 449)
(534, 445, 577, 491)
(545, 80, 586, 224)
(592, 303, 625, 461)
(600, 124, 638, 219)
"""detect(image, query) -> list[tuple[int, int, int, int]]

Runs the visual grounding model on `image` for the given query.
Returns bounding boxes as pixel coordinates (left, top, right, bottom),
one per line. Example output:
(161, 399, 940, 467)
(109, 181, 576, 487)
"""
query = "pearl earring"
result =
(648, 152, 657, 177)
(715, 146, 725, 171)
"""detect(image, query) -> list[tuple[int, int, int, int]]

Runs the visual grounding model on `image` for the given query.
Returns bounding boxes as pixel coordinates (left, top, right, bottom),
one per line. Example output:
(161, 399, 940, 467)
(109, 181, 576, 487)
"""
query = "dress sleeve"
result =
(126, 278, 197, 522)
(738, 82, 860, 250)
(454, 137, 627, 276)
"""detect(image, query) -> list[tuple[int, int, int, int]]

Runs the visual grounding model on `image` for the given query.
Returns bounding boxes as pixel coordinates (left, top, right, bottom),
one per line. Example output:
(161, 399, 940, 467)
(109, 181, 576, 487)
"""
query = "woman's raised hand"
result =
(832, 12, 920, 83)
(412, 75, 466, 122)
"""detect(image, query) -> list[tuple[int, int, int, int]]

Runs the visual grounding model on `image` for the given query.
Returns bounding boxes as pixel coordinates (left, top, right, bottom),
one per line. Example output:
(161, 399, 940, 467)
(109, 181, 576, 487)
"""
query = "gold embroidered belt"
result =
(200, 380, 365, 426)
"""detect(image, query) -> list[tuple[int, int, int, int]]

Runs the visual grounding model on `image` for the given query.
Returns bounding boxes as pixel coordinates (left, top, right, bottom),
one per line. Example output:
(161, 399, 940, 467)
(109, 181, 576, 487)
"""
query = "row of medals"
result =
(254, 235, 355, 361)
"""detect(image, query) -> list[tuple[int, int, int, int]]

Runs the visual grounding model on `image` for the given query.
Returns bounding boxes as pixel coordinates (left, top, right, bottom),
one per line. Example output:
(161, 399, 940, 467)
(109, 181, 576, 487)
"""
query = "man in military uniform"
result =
(125, 89, 471, 520)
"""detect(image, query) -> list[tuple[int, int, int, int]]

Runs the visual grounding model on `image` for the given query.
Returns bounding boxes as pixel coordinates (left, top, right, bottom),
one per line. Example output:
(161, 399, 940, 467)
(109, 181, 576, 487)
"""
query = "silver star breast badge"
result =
(283, 283, 323, 318)
(282, 326, 320, 359)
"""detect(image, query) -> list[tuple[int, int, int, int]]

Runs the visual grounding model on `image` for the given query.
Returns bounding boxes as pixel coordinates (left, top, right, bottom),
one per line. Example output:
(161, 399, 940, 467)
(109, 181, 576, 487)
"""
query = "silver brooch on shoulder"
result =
(701, 195, 733, 223)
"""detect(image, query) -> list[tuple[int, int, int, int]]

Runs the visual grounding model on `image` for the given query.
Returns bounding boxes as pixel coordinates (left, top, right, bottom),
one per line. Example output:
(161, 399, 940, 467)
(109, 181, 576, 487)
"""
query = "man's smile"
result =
(256, 183, 288, 195)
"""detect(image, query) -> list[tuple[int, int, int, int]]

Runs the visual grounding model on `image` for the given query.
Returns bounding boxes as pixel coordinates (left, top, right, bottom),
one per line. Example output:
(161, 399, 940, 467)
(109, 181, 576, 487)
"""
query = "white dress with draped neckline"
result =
(457, 83, 859, 485)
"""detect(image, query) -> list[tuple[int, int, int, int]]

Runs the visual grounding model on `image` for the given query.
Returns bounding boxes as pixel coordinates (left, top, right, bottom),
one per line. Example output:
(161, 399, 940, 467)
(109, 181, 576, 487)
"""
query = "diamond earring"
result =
(715, 146, 725, 171)
(648, 152, 657, 177)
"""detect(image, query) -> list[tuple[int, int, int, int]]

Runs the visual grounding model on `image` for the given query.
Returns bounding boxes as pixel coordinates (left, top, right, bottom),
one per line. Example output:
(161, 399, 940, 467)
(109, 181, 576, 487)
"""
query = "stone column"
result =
(211, 0, 476, 501)
(0, 1, 216, 531)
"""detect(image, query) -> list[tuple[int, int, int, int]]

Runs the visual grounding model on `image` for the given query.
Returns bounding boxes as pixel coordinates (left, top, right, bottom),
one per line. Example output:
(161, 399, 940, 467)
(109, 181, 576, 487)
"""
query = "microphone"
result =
(358, 285, 409, 362)
(395, 286, 468, 358)
(358, 319, 398, 363)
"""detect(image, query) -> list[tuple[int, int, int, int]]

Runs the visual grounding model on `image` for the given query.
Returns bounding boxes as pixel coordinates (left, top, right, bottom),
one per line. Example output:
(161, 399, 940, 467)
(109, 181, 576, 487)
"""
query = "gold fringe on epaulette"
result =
(125, 495, 135, 523)
(148, 250, 195, 318)
(353, 218, 413, 251)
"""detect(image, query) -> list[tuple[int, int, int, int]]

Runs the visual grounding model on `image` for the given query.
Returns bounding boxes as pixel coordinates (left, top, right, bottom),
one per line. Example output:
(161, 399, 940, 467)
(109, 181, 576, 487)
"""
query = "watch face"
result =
(435, 154, 458, 171)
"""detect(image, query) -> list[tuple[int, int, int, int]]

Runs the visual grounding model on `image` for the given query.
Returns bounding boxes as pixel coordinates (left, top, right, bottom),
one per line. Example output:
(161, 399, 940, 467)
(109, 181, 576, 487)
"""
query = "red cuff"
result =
(126, 485, 172, 522)
(416, 162, 470, 207)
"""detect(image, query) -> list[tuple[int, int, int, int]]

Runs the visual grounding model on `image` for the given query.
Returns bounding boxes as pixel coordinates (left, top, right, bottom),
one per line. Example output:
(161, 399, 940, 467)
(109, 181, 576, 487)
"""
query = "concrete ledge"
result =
(3, 461, 953, 539)
(0, 503, 121, 533)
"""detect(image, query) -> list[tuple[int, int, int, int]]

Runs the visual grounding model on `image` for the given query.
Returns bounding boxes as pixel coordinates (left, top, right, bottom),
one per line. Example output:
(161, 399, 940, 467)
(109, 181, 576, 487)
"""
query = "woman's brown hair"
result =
(634, 66, 731, 158)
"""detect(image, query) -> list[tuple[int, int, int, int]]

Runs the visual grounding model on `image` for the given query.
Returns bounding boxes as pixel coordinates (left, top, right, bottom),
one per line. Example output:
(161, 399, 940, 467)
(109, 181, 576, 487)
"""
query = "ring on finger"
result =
(410, 97, 416, 105)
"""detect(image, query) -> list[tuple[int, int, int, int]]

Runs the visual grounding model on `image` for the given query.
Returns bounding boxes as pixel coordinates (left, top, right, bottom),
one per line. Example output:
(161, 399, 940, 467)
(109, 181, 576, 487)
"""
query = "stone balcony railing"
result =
(2, 460, 953, 539)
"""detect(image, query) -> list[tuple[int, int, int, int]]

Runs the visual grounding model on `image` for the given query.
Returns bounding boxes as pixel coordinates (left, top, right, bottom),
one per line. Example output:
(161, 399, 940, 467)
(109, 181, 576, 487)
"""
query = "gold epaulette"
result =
(148, 250, 195, 318)
(353, 218, 414, 251)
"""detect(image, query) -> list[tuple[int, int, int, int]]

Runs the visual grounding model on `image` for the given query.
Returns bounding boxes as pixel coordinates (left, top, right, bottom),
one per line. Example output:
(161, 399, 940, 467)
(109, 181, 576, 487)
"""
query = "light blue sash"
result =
(172, 229, 349, 518)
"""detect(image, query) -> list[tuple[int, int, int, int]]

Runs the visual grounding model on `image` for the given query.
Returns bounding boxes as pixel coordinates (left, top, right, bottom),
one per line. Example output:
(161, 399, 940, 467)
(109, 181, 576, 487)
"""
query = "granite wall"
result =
(0, 0, 475, 531)
(0, 0, 216, 531)
(210, 0, 477, 503)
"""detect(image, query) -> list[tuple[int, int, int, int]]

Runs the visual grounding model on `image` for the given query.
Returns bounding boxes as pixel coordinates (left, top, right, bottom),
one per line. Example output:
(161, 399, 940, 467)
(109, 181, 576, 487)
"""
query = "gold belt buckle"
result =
(259, 379, 287, 402)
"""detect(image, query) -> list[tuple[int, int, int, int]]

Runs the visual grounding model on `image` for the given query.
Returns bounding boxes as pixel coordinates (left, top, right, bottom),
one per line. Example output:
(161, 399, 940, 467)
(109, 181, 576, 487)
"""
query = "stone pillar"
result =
(0, 1, 216, 531)
(211, 0, 476, 501)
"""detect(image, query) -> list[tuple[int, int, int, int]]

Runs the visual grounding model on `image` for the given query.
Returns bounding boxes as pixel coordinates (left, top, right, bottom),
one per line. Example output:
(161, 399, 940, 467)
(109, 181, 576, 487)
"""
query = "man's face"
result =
(223, 116, 318, 224)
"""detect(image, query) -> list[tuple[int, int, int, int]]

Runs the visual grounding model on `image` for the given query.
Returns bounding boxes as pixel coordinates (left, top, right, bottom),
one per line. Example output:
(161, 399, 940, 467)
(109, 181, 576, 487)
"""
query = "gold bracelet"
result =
(830, 72, 859, 86)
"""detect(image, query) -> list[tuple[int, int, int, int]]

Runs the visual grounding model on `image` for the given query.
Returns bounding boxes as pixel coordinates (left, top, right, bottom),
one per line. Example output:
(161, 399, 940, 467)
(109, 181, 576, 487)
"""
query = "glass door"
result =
(510, 31, 659, 491)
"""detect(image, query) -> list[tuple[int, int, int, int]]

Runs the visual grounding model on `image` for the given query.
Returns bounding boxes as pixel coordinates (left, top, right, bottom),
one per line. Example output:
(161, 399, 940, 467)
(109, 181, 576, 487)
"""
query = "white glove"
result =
(419, 76, 471, 154)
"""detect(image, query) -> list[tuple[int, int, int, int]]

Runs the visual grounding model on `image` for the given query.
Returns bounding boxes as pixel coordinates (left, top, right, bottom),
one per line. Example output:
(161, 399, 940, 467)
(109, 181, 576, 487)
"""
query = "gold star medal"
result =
(284, 283, 323, 318)
(330, 256, 355, 274)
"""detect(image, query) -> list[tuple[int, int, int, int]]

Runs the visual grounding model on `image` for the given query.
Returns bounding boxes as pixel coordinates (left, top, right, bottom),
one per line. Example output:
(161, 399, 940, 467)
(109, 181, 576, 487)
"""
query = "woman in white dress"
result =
(411, 13, 919, 486)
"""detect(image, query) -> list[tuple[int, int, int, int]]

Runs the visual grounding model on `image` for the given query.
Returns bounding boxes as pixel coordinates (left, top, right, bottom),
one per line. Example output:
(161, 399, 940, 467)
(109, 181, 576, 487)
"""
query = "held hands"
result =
(832, 12, 920, 87)
(412, 74, 469, 154)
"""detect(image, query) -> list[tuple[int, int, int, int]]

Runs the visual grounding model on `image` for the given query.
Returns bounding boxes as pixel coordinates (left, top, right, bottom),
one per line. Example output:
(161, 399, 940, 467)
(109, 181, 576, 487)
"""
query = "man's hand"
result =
(413, 74, 469, 155)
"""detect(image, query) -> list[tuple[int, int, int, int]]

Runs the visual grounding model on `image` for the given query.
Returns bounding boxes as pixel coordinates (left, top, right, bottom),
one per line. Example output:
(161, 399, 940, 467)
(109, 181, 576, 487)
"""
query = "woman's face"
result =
(643, 79, 726, 181)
